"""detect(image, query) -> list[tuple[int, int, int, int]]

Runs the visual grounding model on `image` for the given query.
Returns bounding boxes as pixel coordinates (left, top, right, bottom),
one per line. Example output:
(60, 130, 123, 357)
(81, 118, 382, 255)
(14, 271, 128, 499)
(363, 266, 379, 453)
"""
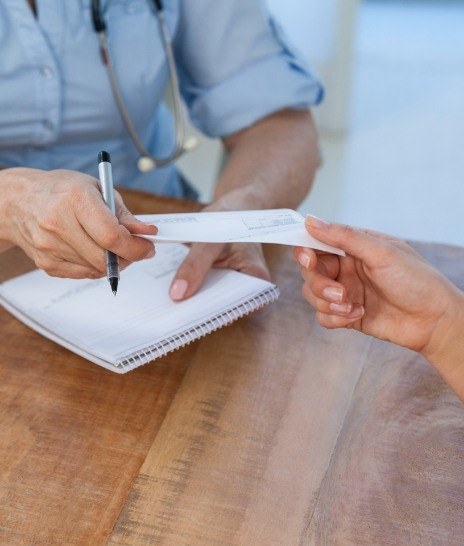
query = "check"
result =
(136, 209, 344, 256)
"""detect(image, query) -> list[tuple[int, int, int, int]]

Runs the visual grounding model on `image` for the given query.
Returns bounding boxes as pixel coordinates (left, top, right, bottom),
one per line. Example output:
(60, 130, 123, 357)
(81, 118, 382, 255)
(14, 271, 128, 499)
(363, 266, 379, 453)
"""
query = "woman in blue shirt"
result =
(0, 0, 323, 300)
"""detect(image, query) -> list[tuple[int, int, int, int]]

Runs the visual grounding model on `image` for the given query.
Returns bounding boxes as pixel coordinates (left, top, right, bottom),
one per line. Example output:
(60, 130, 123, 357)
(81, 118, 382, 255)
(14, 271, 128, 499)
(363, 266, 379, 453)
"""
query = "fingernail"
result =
(348, 304, 365, 319)
(329, 302, 352, 315)
(145, 247, 156, 259)
(298, 252, 311, 269)
(323, 287, 343, 303)
(170, 279, 188, 300)
(306, 214, 330, 229)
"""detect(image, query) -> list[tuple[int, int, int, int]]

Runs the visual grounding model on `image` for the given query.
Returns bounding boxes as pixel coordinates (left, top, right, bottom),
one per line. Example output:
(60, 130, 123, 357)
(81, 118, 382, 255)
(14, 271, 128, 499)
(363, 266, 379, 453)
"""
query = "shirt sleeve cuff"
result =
(185, 52, 324, 138)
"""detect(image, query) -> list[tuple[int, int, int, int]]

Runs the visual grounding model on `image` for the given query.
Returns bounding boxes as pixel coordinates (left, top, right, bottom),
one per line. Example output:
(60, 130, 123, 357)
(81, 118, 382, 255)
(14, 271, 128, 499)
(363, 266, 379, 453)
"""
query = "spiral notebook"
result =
(0, 244, 279, 374)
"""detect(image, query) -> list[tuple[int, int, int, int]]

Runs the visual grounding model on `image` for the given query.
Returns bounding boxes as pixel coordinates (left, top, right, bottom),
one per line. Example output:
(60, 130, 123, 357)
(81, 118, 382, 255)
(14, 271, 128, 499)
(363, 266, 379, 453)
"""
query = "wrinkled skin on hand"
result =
(3, 168, 157, 278)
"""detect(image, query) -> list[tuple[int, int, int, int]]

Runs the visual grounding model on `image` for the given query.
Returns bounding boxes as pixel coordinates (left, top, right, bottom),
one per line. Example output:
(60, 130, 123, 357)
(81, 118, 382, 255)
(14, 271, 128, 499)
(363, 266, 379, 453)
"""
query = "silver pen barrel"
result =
(97, 155, 116, 215)
(97, 151, 120, 295)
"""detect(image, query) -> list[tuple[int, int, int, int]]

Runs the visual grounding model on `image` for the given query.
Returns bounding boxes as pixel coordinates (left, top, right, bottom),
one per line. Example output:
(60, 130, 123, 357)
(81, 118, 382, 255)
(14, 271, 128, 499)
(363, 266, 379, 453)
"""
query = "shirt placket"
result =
(23, 0, 63, 146)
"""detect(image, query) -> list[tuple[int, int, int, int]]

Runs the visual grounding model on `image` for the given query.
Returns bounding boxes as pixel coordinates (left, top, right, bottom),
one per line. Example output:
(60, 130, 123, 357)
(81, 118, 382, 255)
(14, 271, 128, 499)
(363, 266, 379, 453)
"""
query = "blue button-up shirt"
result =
(0, 0, 323, 197)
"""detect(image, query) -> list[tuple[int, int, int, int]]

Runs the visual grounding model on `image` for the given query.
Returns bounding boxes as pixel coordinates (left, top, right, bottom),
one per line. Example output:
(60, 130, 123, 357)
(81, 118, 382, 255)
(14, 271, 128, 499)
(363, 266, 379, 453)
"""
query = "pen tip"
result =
(110, 277, 118, 295)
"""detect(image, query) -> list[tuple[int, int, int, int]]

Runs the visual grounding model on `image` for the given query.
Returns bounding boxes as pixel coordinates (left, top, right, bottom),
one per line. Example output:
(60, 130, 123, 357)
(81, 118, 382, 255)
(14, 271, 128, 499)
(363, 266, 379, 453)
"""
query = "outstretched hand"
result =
(294, 215, 463, 357)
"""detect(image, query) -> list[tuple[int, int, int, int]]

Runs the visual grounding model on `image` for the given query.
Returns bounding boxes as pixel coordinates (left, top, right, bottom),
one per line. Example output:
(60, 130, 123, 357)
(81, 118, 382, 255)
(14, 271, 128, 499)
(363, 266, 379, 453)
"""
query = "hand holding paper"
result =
(136, 209, 344, 256)
(135, 209, 343, 302)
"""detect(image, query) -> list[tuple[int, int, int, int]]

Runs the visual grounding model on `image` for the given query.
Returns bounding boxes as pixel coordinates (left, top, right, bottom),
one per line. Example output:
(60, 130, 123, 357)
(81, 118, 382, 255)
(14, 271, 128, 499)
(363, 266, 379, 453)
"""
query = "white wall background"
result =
(299, 0, 464, 247)
(267, 0, 360, 134)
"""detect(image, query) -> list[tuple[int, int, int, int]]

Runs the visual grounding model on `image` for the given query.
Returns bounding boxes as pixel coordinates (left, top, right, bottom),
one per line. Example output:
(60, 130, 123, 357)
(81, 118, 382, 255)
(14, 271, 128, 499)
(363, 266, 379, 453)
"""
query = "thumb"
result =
(115, 198, 158, 236)
(306, 215, 388, 264)
(169, 243, 224, 301)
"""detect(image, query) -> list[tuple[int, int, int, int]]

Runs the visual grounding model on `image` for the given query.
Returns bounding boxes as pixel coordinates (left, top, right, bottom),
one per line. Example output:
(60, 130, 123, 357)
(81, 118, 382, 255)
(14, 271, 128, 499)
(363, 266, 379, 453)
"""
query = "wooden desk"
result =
(1, 190, 463, 545)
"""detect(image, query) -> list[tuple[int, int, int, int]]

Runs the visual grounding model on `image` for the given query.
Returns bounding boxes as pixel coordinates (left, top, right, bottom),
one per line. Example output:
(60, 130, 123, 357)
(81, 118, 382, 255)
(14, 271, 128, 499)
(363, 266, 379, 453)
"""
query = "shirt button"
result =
(43, 120, 55, 131)
(126, 2, 137, 13)
(40, 66, 54, 79)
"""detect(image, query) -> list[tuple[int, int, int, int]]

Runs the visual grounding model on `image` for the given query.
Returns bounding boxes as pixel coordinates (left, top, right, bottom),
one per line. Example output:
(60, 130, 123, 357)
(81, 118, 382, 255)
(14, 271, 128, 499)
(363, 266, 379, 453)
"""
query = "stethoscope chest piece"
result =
(137, 156, 158, 173)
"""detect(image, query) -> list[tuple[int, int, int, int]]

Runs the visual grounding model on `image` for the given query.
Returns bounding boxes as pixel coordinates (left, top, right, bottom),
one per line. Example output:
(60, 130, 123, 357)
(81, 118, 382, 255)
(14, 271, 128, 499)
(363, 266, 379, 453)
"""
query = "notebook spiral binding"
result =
(116, 285, 280, 371)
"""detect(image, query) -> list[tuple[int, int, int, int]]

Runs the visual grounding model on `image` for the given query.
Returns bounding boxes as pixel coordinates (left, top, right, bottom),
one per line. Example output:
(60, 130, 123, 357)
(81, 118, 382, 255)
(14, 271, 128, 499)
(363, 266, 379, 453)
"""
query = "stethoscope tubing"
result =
(91, 0, 193, 171)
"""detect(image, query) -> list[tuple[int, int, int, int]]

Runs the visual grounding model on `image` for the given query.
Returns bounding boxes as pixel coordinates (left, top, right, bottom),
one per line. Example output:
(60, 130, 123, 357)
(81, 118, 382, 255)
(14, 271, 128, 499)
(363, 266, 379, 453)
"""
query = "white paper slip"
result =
(136, 209, 345, 256)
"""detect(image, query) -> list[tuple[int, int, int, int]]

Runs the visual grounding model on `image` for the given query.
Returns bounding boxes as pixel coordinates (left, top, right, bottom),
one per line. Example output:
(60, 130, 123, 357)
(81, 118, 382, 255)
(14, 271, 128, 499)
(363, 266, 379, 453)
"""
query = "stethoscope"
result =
(91, 0, 197, 172)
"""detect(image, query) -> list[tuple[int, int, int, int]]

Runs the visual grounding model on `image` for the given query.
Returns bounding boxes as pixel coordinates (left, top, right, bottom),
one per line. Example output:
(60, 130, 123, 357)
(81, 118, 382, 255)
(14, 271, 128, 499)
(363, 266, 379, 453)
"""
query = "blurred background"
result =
(178, 0, 464, 247)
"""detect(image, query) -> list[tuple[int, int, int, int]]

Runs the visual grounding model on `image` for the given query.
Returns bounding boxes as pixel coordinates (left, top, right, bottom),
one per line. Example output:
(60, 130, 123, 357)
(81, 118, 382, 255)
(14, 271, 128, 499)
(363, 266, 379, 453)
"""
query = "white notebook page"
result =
(0, 244, 277, 371)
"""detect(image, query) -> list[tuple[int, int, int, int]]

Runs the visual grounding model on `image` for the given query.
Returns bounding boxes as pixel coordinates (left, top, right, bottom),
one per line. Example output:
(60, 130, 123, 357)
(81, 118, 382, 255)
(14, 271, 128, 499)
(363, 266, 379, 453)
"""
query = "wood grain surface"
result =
(0, 190, 463, 545)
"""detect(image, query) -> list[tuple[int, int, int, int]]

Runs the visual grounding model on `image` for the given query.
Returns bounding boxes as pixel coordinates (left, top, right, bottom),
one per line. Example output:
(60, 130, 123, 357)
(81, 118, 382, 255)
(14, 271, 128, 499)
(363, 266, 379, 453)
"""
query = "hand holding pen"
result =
(97, 151, 120, 295)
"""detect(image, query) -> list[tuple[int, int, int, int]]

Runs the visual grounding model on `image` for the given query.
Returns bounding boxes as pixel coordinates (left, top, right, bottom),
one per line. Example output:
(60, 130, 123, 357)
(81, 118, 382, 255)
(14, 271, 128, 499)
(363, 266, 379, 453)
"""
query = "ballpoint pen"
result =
(97, 151, 120, 295)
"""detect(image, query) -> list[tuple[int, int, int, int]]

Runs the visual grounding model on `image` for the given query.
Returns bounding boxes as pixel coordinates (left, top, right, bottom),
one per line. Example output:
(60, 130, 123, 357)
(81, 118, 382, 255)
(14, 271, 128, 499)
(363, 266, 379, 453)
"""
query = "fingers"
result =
(54, 220, 115, 273)
(170, 243, 224, 301)
(301, 269, 346, 303)
(30, 247, 104, 279)
(294, 247, 317, 271)
(241, 260, 271, 281)
(37, 194, 153, 273)
(295, 247, 341, 280)
(216, 242, 271, 281)
(316, 308, 364, 329)
(31, 217, 136, 277)
(8, 169, 155, 280)
(302, 280, 364, 327)
(305, 215, 394, 266)
(114, 193, 158, 236)
(295, 244, 346, 305)
(44, 263, 104, 280)
(74, 188, 155, 263)
(24, 221, 106, 274)
(296, 245, 365, 330)
(169, 242, 271, 301)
